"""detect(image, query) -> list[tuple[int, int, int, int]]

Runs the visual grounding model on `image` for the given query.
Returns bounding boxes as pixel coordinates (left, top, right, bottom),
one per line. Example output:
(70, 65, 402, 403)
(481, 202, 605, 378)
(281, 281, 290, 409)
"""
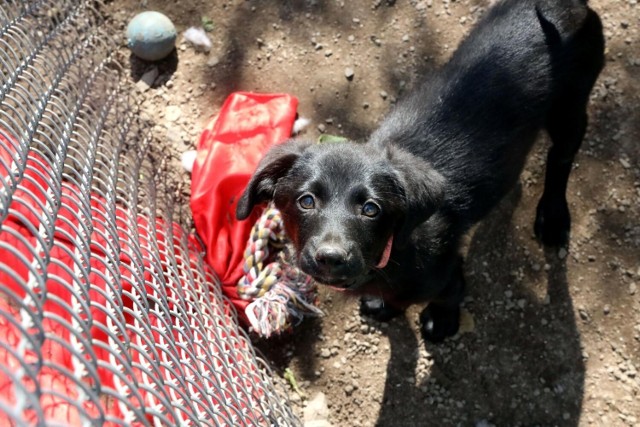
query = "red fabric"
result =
(190, 92, 298, 319)
(0, 135, 251, 426)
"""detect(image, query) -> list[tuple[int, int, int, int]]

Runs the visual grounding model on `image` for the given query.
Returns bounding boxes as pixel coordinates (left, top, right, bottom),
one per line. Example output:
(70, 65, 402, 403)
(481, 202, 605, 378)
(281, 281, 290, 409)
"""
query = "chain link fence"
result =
(0, 1, 300, 425)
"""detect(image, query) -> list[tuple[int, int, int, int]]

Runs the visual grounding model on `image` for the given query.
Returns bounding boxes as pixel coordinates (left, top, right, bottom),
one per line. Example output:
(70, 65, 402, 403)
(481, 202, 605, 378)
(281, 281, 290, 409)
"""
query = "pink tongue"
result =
(376, 235, 393, 269)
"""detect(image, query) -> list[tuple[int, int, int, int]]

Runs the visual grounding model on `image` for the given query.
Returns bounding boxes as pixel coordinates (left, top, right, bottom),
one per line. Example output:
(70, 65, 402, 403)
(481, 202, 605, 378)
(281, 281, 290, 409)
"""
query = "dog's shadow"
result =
(376, 184, 585, 426)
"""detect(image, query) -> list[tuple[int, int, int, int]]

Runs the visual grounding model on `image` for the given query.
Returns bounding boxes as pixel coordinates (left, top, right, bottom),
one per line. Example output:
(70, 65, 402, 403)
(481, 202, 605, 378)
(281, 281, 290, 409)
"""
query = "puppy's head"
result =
(236, 139, 444, 290)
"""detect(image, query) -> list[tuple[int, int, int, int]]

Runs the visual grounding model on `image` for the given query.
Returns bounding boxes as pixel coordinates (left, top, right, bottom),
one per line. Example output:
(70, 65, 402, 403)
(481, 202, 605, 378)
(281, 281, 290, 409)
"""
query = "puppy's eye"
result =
(361, 201, 380, 218)
(298, 194, 316, 210)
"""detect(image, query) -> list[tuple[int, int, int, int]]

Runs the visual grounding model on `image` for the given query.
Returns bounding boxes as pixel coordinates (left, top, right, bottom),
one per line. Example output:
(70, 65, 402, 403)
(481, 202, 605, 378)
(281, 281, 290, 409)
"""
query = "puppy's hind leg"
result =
(534, 104, 587, 247)
(534, 9, 604, 247)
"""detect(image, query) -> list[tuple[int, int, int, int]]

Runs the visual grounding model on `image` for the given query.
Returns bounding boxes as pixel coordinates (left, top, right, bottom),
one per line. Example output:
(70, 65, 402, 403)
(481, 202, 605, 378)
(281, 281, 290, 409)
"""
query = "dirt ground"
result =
(106, 0, 639, 425)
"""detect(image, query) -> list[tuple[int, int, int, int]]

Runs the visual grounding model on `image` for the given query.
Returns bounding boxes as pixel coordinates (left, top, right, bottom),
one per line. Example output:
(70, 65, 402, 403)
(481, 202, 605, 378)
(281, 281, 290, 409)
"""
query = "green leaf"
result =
(317, 134, 348, 144)
(201, 16, 215, 32)
(283, 368, 305, 397)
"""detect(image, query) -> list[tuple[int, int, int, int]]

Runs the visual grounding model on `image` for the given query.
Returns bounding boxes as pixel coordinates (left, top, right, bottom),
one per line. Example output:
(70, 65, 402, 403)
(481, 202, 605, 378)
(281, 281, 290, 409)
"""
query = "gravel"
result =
(108, 0, 640, 425)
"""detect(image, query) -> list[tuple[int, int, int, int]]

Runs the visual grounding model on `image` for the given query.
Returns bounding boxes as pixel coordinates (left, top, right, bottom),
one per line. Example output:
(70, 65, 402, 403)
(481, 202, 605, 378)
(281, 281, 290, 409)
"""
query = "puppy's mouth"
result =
(301, 236, 394, 292)
(312, 275, 355, 290)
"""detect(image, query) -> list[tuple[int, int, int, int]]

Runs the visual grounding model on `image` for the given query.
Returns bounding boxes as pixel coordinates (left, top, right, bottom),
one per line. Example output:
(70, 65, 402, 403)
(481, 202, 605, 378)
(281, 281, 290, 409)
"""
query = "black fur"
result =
(237, 0, 604, 343)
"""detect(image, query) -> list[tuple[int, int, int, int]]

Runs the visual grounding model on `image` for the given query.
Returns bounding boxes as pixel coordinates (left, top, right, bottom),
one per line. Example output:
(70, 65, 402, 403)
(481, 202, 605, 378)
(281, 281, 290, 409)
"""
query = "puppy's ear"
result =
(236, 139, 313, 220)
(386, 145, 445, 246)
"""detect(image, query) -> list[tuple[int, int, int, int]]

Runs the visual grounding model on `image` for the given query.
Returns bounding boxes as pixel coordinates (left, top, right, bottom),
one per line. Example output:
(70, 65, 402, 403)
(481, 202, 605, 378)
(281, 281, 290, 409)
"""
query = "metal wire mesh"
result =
(0, 1, 300, 425)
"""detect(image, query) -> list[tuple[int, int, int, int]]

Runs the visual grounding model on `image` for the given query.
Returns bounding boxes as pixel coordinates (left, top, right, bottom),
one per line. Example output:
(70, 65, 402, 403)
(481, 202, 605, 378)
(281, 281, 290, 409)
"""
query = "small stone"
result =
(320, 348, 331, 358)
(558, 248, 568, 259)
(136, 67, 159, 92)
(458, 309, 475, 334)
(402, 34, 409, 42)
(317, 123, 326, 133)
(165, 106, 181, 122)
(347, 35, 355, 42)
(344, 67, 355, 80)
(344, 384, 355, 396)
(603, 305, 611, 315)
(379, 90, 388, 99)
(504, 290, 513, 299)
(304, 392, 330, 423)
(620, 158, 631, 169)
(629, 282, 637, 295)
(207, 56, 220, 67)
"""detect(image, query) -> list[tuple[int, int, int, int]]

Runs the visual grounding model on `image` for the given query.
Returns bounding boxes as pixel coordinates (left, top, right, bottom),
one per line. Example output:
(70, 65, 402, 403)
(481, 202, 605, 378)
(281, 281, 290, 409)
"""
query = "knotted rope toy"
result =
(237, 206, 323, 337)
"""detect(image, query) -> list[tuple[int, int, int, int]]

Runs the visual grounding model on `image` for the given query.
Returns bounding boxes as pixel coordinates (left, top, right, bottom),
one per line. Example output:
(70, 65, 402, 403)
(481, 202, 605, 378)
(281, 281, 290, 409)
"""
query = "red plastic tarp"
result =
(190, 92, 298, 320)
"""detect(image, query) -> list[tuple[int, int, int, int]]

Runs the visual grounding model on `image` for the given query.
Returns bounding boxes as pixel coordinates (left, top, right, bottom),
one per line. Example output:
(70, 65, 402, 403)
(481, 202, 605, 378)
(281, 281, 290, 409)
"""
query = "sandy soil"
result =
(106, 0, 639, 425)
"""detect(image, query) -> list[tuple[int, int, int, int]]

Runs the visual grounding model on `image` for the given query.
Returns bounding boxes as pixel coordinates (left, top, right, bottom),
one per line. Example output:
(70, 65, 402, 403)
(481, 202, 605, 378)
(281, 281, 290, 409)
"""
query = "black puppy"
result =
(236, 0, 604, 342)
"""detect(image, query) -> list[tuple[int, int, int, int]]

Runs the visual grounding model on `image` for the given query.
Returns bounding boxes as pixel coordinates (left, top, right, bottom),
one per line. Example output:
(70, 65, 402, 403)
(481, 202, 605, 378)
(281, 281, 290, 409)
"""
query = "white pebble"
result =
(293, 117, 311, 134)
(181, 150, 197, 173)
(183, 27, 212, 51)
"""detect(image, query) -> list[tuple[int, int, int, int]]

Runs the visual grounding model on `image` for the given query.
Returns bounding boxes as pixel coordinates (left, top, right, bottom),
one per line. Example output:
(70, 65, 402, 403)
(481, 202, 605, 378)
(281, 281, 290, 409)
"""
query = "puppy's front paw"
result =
(419, 304, 460, 343)
(359, 296, 404, 322)
(534, 198, 570, 247)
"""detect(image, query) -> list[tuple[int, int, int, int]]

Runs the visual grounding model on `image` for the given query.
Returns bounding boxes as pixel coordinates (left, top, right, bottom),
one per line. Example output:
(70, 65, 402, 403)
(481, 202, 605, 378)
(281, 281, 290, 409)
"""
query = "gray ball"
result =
(126, 11, 177, 61)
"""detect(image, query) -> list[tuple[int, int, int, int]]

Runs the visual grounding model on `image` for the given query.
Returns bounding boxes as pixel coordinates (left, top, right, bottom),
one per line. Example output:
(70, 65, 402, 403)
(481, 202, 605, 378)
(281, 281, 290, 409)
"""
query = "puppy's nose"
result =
(314, 246, 348, 268)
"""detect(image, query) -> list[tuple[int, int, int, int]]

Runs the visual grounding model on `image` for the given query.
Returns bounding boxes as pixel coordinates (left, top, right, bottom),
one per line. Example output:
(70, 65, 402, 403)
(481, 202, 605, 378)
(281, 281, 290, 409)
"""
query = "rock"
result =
(558, 247, 568, 259)
(629, 282, 637, 295)
(458, 309, 475, 334)
(165, 105, 181, 122)
(620, 158, 631, 169)
(136, 67, 159, 92)
(344, 384, 355, 396)
(319, 348, 331, 358)
(579, 308, 590, 321)
(344, 67, 355, 80)
(304, 392, 330, 423)
(207, 56, 220, 67)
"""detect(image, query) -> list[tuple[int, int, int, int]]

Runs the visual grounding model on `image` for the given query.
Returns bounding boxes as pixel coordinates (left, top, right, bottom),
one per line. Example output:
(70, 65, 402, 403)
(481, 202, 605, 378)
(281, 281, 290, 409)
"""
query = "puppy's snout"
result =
(314, 245, 348, 268)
